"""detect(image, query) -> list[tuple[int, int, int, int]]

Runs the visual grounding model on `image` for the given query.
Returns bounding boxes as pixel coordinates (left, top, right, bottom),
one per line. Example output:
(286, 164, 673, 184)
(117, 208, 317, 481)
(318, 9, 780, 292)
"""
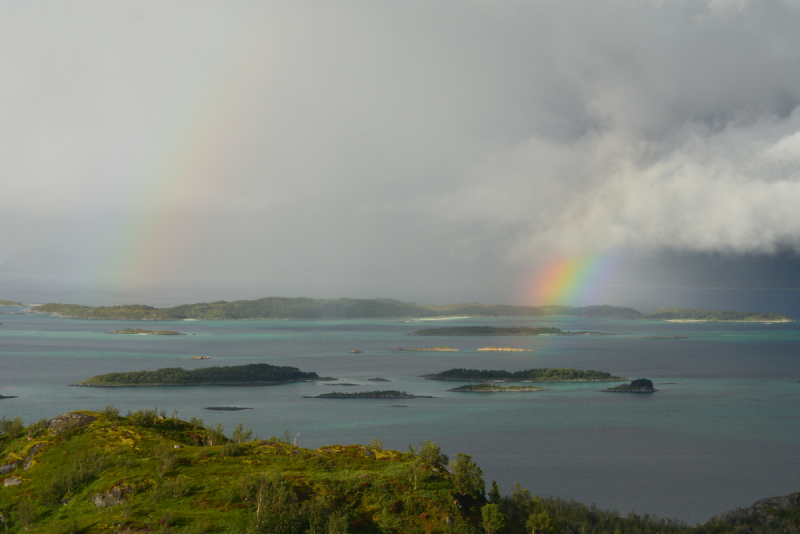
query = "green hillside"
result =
(0, 410, 796, 533)
(0, 299, 22, 306)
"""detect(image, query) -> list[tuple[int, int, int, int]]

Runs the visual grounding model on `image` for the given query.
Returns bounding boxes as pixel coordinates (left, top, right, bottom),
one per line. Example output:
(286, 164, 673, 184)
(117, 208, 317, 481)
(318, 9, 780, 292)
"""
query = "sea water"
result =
(1, 309, 799, 524)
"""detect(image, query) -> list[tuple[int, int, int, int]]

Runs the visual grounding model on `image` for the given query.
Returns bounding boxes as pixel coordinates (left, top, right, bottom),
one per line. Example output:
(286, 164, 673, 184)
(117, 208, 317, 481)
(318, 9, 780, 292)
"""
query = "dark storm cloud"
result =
(2, 0, 800, 295)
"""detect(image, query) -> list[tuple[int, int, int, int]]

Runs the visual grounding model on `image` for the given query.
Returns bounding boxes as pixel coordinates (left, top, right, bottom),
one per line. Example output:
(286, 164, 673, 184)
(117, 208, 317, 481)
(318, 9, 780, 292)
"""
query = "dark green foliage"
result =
(450, 453, 484, 498)
(481, 503, 505, 534)
(410, 326, 563, 336)
(79, 363, 320, 386)
(606, 378, 656, 392)
(427, 367, 624, 382)
(488, 480, 501, 504)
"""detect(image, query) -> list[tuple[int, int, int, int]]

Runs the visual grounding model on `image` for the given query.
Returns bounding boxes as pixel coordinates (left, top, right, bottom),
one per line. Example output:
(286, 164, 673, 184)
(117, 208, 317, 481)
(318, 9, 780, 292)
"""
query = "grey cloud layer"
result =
(2, 0, 800, 280)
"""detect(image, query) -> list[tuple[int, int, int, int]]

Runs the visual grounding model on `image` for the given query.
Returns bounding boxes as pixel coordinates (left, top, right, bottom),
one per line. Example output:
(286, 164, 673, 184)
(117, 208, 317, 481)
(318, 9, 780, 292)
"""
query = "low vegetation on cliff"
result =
(75, 363, 324, 387)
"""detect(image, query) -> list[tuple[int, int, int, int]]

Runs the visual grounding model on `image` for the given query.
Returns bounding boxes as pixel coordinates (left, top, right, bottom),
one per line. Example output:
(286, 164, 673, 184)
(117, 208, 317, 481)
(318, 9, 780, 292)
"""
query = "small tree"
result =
(419, 440, 448, 466)
(481, 504, 505, 534)
(231, 422, 253, 444)
(408, 457, 426, 490)
(368, 437, 384, 451)
(205, 423, 225, 446)
(488, 480, 501, 503)
(102, 405, 120, 421)
(450, 453, 484, 498)
(526, 497, 557, 534)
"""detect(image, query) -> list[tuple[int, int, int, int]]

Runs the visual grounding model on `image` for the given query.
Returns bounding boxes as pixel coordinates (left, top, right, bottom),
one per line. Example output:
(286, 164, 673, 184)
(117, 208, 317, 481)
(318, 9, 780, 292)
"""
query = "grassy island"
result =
(0, 299, 22, 306)
(0, 409, 796, 533)
(448, 384, 546, 392)
(312, 390, 433, 399)
(74, 363, 326, 387)
(604, 378, 657, 393)
(424, 368, 625, 382)
(107, 329, 185, 335)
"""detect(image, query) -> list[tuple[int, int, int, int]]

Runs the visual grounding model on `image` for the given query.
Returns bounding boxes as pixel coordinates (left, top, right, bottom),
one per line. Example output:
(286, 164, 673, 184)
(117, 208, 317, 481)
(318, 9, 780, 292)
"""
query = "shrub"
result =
(102, 405, 120, 421)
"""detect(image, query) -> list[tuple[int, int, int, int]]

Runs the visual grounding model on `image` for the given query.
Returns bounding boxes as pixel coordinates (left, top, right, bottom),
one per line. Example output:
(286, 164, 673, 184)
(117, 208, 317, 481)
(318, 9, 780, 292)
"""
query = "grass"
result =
(0, 410, 478, 533)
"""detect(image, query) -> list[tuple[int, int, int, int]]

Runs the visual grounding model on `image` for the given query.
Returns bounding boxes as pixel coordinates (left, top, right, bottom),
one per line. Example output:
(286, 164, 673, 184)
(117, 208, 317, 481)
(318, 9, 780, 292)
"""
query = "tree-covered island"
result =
(448, 384, 546, 392)
(604, 378, 657, 393)
(424, 368, 625, 382)
(107, 329, 185, 335)
(74, 363, 330, 387)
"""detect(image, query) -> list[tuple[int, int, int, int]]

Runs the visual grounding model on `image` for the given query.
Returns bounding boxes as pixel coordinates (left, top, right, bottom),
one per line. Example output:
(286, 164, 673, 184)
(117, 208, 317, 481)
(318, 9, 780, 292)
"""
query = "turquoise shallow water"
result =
(1, 309, 799, 523)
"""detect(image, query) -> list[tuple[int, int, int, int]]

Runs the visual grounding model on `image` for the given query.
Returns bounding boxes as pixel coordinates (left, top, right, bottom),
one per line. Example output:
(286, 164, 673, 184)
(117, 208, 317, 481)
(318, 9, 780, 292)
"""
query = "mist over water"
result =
(2, 308, 799, 524)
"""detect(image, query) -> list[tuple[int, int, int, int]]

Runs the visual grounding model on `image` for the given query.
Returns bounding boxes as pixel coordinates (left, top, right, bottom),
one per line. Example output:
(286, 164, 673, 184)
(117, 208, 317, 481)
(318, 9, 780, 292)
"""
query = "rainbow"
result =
(97, 31, 273, 290)
(527, 254, 618, 306)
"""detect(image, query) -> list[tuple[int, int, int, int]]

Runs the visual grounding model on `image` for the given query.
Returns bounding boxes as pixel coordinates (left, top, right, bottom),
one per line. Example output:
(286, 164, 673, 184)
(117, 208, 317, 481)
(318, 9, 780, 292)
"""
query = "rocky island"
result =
(310, 390, 433, 399)
(424, 368, 625, 382)
(448, 384, 546, 392)
(107, 329, 185, 335)
(73, 363, 330, 387)
(390, 346, 461, 352)
(603, 378, 657, 393)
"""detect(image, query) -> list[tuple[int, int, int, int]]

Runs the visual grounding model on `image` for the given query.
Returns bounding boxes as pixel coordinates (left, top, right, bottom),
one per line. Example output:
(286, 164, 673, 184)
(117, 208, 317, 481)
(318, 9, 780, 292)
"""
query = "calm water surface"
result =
(1, 308, 799, 524)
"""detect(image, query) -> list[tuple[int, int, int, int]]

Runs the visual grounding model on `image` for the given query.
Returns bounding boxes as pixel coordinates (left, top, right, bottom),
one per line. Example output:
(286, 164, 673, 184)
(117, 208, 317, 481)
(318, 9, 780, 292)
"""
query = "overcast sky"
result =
(2, 0, 800, 306)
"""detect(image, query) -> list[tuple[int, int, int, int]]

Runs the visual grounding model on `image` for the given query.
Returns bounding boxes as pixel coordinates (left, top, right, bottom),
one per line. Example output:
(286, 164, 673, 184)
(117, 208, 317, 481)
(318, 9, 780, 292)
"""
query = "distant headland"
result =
(73, 363, 330, 387)
(0, 299, 22, 306)
(17, 297, 792, 322)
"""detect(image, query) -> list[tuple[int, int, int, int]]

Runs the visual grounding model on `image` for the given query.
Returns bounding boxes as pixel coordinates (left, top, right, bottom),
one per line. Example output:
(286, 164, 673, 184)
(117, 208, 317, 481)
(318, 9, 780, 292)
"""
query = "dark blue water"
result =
(1, 308, 799, 524)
